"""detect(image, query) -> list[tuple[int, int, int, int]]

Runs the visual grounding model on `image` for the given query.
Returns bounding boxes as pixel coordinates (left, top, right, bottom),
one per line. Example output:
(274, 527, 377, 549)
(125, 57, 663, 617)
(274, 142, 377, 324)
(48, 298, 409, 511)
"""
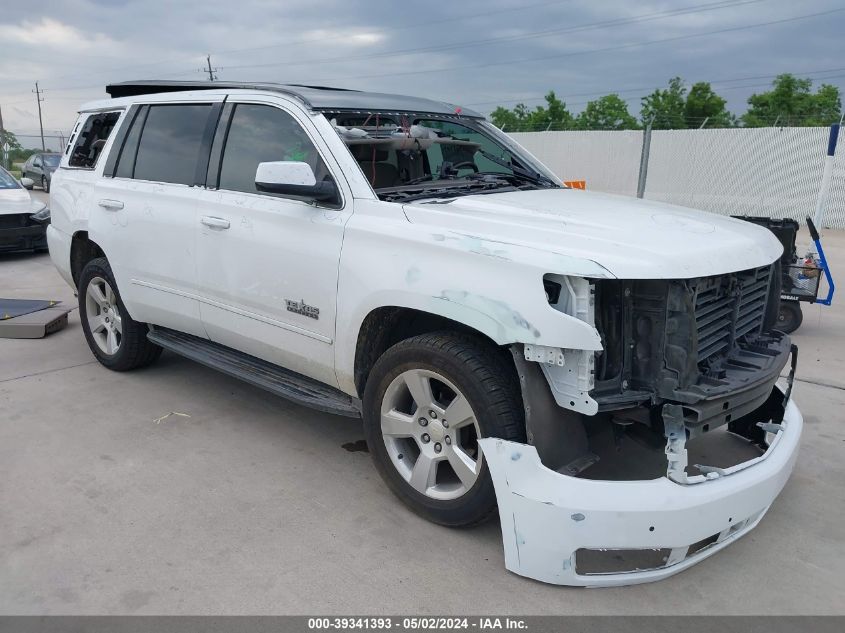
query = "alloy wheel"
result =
(380, 368, 482, 500)
(85, 276, 123, 355)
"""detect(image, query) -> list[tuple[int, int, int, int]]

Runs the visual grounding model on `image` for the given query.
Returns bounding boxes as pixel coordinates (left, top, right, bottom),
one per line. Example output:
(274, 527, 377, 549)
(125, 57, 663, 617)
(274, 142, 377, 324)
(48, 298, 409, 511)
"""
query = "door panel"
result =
(91, 178, 205, 336)
(195, 101, 350, 386)
(88, 102, 220, 337)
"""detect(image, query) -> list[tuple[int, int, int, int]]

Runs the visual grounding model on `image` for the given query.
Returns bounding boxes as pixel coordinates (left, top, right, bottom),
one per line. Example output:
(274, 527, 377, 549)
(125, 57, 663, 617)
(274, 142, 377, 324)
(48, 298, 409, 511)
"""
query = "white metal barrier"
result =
(511, 127, 845, 229)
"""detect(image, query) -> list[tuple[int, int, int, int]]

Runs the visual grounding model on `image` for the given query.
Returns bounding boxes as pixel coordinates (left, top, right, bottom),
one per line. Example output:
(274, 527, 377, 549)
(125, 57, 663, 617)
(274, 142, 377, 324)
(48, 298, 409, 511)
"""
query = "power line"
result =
(212, 0, 573, 58)
(2, 7, 842, 132)
(315, 7, 845, 84)
(0, 0, 766, 94)
(0, 3, 828, 102)
(464, 67, 845, 108)
(221, 0, 768, 72)
(0, 0, 571, 92)
(0, 65, 204, 102)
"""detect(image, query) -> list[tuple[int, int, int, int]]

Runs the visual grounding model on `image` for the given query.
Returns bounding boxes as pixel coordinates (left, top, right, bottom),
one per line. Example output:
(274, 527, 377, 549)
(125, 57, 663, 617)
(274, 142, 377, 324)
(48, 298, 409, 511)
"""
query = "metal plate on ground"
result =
(0, 298, 60, 320)
(0, 305, 73, 339)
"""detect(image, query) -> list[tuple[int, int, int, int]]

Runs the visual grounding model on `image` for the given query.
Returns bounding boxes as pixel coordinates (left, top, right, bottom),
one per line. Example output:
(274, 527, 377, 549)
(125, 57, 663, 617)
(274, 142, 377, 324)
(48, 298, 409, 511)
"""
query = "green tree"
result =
(1, 130, 23, 168)
(574, 94, 639, 130)
(490, 91, 573, 131)
(640, 77, 687, 129)
(684, 82, 734, 128)
(490, 103, 527, 131)
(808, 83, 841, 125)
(741, 74, 842, 127)
(1, 129, 22, 151)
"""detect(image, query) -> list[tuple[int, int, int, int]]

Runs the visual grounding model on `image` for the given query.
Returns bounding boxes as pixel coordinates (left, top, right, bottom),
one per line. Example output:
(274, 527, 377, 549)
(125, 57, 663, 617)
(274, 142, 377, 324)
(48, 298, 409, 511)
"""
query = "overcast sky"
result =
(2, 0, 844, 145)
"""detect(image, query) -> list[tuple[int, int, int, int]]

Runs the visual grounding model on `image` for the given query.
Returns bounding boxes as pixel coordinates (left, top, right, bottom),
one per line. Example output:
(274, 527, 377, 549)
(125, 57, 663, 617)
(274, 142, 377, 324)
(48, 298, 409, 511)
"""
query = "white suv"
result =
(48, 81, 802, 586)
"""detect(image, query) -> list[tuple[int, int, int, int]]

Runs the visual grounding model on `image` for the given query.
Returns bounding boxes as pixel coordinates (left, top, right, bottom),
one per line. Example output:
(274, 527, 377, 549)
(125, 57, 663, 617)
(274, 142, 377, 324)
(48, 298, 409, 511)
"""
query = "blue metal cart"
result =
(736, 216, 835, 333)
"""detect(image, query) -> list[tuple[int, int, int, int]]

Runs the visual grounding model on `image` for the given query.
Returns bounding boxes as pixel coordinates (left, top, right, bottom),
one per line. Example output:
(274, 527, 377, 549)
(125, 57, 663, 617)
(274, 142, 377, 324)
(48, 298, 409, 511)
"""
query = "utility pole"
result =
(204, 55, 218, 81)
(33, 82, 45, 150)
(0, 104, 7, 169)
(636, 116, 654, 199)
(813, 123, 840, 228)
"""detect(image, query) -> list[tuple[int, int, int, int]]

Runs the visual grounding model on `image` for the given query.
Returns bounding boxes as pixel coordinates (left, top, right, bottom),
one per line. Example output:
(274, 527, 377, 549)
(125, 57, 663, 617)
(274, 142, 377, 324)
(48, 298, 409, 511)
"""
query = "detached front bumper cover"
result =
(478, 383, 802, 587)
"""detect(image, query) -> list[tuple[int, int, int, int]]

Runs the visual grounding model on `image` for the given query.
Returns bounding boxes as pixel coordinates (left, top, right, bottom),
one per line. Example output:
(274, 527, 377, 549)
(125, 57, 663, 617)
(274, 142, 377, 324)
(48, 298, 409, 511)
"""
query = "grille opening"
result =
(688, 533, 720, 557)
(593, 265, 780, 406)
(0, 214, 36, 229)
(576, 548, 671, 575)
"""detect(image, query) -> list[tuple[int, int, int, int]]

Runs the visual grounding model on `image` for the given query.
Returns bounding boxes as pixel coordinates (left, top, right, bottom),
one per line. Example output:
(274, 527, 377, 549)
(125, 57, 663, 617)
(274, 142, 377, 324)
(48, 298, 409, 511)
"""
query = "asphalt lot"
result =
(2, 190, 844, 614)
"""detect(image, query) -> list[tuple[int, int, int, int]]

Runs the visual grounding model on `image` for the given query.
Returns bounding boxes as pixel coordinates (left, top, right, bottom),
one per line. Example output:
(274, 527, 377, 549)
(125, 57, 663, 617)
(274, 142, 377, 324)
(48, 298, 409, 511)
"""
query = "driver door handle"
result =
(98, 199, 124, 211)
(201, 216, 230, 230)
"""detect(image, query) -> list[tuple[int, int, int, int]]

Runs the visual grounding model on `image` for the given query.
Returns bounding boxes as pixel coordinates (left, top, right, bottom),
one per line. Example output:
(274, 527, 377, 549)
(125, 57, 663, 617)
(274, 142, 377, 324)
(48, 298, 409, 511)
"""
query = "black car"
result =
(0, 166, 50, 253)
(21, 152, 61, 193)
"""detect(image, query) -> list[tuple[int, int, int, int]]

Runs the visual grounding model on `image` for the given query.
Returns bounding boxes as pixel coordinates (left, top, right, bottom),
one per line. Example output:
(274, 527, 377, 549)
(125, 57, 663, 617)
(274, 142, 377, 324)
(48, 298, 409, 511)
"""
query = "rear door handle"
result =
(201, 216, 230, 230)
(98, 199, 124, 211)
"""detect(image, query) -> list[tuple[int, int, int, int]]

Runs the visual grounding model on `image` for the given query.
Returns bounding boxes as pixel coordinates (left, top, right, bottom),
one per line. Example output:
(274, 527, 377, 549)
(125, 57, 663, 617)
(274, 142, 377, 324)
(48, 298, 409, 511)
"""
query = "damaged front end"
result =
(480, 265, 803, 586)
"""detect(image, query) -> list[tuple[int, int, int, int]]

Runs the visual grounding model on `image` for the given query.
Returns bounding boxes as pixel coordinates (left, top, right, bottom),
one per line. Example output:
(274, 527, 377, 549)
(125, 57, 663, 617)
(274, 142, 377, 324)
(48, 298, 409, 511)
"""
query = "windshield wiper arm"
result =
(475, 149, 557, 187)
(383, 181, 504, 203)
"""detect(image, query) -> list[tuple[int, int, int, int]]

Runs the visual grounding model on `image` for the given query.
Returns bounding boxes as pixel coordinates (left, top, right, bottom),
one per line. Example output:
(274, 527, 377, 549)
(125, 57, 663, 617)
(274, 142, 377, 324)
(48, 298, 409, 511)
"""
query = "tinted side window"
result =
(133, 104, 212, 185)
(218, 104, 329, 196)
(114, 107, 147, 179)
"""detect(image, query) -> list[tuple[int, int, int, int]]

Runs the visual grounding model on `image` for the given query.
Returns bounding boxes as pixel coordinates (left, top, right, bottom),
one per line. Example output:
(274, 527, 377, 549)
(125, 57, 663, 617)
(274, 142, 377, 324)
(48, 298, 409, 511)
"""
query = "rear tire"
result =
(362, 332, 524, 527)
(777, 300, 803, 334)
(78, 257, 162, 371)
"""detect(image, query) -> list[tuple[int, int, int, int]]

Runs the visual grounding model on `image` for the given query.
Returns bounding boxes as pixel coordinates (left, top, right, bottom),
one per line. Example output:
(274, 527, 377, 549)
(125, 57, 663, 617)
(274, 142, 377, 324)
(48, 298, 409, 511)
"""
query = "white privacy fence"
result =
(511, 127, 845, 230)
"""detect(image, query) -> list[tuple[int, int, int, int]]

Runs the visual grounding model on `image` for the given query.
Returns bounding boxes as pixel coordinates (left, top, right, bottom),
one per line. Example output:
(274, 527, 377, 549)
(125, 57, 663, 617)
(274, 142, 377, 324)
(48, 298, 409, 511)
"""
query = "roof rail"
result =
(105, 80, 333, 106)
(104, 80, 484, 118)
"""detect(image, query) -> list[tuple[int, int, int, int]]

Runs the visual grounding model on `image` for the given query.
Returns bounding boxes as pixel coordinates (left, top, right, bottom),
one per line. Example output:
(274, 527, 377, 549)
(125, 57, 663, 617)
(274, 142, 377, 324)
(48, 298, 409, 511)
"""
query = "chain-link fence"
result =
(511, 126, 845, 229)
(12, 134, 68, 153)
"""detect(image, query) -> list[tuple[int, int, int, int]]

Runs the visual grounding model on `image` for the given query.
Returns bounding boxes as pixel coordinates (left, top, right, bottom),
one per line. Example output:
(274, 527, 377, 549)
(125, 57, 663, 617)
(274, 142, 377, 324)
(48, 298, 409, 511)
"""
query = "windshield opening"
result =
(324, 112, 560, 202)
(42, 154, 61, 168)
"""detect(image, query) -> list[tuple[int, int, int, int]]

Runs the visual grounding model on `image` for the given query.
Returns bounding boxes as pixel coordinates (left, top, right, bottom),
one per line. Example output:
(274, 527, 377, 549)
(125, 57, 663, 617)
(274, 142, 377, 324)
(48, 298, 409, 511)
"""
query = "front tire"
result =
(42, 175, 50, 193)
(362, 332, 524, 527)
(78, 257, 162, 371)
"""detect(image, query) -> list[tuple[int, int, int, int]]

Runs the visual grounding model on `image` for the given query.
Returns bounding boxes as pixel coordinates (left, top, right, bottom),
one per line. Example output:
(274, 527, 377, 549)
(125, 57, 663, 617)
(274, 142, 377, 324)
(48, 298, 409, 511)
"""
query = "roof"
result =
(105, 81, 483, 118)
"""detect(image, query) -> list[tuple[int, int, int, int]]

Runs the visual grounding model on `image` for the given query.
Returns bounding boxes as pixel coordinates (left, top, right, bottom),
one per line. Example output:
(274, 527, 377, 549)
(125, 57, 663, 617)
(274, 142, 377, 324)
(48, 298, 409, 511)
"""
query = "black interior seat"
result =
(351, 145, 399, 188)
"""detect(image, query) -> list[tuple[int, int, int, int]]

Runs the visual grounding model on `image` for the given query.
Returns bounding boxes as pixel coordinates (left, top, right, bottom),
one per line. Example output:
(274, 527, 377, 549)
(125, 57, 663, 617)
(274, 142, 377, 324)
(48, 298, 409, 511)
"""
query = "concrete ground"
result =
(2, 192, 844, 614)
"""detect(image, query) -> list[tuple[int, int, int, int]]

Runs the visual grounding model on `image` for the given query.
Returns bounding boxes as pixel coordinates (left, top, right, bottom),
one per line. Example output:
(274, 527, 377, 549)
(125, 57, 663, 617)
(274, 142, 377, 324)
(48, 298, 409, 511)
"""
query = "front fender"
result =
(334, 206, 606, 394)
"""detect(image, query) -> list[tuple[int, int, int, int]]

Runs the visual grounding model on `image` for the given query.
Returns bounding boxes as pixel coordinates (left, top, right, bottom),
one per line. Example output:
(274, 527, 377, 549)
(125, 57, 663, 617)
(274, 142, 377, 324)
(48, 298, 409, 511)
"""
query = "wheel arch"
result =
(352, 305, 513, 399)
(70, 231, 106, 288)
(338, 281, 602, 398)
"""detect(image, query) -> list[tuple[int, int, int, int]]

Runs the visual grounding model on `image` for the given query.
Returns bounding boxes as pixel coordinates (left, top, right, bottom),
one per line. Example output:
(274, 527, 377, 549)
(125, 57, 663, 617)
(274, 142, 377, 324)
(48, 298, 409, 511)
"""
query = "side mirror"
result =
(20, 177, 34, 188)
(255, 161, 338, 203)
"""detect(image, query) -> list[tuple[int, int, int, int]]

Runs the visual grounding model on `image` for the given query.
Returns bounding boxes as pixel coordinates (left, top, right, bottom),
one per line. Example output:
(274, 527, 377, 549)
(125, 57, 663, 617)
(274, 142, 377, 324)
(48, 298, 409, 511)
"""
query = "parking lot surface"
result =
(2, 193, 844, 614)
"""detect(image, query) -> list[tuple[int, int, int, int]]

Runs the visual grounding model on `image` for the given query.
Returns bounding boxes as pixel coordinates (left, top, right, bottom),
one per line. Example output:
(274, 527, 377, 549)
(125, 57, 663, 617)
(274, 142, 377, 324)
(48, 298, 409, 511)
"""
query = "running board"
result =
(147, 326, 361, 418)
